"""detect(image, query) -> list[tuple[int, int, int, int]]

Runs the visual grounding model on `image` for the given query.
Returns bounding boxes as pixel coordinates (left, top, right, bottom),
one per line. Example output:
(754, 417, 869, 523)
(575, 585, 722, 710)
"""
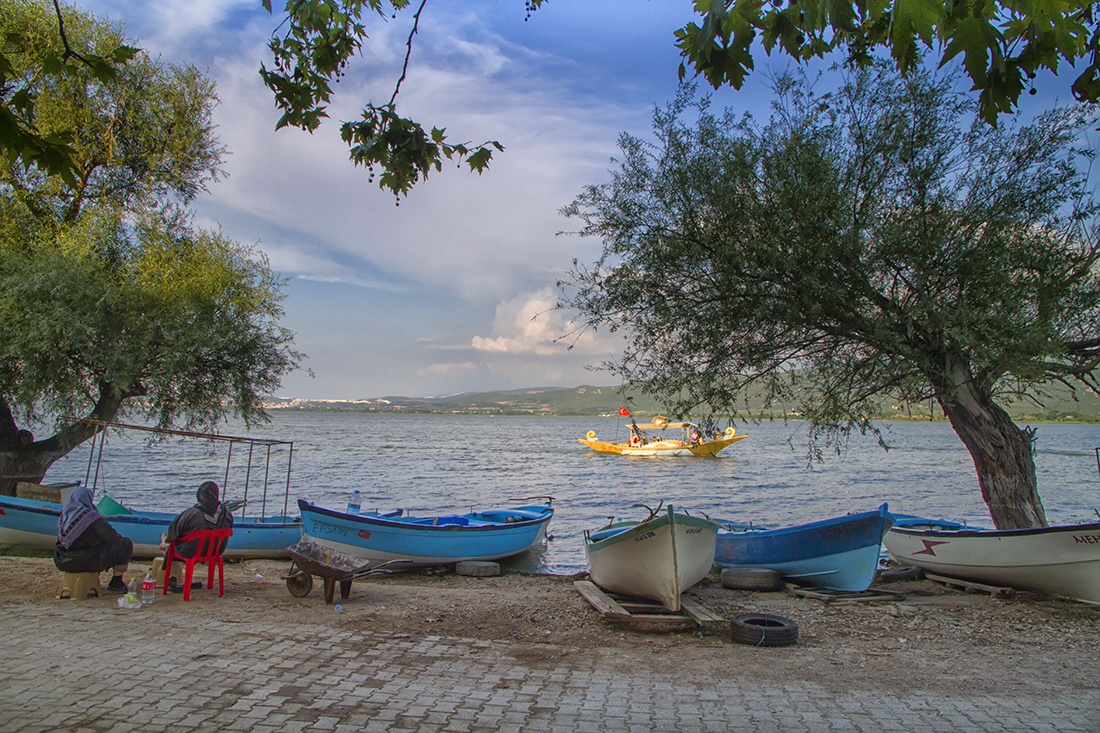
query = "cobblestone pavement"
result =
(0, 601, 1096, 732)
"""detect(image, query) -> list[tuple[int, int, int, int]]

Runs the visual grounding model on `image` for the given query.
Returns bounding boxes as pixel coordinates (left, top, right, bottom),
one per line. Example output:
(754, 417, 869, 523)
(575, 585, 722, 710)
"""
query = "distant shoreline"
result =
(263, 405, 1100, 425)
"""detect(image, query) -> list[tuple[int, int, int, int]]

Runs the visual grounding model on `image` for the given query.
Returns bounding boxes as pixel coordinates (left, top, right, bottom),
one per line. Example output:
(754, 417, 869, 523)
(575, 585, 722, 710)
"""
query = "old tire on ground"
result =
(877, 565, 923, 583)
(286, 570, 313, 597)
(455, 560, 501, 577)
(720, 567, 784, 592)
(729, 613, 799, 647)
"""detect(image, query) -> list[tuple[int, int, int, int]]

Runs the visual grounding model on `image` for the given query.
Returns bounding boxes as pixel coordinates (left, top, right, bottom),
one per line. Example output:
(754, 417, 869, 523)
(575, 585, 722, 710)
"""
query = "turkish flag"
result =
(619, 407, 630, 417)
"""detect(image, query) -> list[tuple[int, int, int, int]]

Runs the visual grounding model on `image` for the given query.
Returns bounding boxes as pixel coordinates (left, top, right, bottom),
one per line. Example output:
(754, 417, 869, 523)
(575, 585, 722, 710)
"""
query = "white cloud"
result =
(471, 288, 610, 357)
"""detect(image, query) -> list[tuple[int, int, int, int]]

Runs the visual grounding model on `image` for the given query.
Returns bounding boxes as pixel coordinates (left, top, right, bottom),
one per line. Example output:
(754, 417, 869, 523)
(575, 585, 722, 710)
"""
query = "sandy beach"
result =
(3, 555, 1098, 702)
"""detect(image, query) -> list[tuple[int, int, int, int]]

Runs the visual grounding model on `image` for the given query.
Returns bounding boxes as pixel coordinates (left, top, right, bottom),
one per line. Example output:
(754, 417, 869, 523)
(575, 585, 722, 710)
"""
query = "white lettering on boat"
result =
(314, 521, 351, 537)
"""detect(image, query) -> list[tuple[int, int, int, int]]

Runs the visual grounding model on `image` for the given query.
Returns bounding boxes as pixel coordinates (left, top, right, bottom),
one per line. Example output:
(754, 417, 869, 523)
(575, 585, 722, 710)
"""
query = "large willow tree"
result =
(562, 66, 1100, 530)
(0, 2, 302, 494)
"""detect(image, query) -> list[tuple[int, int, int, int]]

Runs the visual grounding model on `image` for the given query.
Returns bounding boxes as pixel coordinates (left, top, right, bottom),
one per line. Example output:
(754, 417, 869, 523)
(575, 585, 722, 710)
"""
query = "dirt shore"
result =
(4, 555, 1098, 699)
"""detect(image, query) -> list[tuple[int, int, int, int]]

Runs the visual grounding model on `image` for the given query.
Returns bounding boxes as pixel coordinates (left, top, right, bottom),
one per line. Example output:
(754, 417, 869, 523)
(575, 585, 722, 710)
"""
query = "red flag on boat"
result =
(619, 407, 630, 417)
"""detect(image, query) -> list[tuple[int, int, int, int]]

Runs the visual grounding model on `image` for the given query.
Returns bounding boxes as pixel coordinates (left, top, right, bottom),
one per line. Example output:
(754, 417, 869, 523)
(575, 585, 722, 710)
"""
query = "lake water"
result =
(42, 414, 1100, 574)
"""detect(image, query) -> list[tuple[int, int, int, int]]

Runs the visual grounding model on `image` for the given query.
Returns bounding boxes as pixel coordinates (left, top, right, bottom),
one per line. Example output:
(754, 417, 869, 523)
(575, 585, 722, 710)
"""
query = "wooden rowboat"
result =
(883, 522, 1100, 604)
(297, 499, 554, 568)
(0, 494, 300, 560)
(714, 504, 894, 591)
(584, 503, 719, 611)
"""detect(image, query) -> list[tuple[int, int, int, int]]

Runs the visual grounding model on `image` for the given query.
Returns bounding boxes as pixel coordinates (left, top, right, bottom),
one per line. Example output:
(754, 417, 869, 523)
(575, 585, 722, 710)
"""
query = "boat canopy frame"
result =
(63, 416, 294, 521)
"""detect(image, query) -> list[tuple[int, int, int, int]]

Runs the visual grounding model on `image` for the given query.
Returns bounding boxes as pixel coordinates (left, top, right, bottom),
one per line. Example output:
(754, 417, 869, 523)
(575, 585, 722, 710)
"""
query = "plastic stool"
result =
(57, 572, 101, 599)
(152, 557, 178, 589)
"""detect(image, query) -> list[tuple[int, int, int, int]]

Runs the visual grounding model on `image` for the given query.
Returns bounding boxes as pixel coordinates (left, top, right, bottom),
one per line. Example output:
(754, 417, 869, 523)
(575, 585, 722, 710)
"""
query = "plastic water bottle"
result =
(141, 568, 155, 605)
(346, 490, 361, 515)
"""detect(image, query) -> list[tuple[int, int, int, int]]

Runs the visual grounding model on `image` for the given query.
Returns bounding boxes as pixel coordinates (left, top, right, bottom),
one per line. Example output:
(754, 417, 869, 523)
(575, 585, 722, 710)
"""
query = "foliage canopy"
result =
(0, 1, 301, 476)
(676, 1, 1100, 125)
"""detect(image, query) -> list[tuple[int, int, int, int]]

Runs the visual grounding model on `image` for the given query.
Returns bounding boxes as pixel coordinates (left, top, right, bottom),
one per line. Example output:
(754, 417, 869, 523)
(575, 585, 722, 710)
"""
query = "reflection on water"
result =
(44, 414, 1100, 573)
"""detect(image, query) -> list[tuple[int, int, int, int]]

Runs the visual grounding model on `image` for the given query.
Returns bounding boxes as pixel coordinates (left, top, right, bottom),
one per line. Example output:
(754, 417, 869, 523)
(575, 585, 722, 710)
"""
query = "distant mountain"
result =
(264, 383, 1100, 422)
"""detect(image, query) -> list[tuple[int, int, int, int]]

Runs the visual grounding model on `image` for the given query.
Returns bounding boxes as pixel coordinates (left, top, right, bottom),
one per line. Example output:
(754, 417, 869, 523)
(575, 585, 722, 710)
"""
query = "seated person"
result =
(159, 482, 234, 582)
(53, 486, 133, 593)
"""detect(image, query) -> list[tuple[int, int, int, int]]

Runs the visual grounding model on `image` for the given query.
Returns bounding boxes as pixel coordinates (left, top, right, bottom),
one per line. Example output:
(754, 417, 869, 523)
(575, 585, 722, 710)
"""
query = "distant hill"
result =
(264, 383, 1100, 423)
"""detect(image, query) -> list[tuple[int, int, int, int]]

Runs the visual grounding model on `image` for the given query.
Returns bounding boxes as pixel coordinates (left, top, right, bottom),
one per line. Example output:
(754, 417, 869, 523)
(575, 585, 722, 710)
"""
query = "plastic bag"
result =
(117, 592, 142, 609)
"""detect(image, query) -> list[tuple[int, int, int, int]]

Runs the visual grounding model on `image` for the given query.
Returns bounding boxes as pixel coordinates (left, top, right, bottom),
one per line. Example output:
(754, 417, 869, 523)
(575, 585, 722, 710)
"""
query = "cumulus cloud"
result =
(472, 288, 610, 356)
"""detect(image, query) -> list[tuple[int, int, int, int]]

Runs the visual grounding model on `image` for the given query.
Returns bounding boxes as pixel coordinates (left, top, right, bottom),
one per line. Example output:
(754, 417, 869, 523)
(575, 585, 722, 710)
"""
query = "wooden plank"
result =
(678, 596, 725, 629)
(573, 580, 632, 619)
(925, 573, 1017, 598)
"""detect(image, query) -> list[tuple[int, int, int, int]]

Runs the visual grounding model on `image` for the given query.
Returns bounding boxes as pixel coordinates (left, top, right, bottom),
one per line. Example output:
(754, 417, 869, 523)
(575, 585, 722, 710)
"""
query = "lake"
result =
(42, 414, 1100, 574)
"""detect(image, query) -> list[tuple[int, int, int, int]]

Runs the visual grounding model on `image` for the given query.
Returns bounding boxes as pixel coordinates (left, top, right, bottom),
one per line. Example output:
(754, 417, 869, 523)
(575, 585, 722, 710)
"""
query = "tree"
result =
(0, 1, 302, 494)
(0, 0, 137, 187)
(560, 66, 1100, 530)
(675, 0, 1100, 125)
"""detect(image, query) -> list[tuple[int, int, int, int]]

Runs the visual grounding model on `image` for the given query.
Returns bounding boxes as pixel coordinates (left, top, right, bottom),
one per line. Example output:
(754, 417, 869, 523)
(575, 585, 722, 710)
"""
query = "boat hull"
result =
(578, 435, 746, 457)
(584, 506, 718, 611)
(884, 522, 1100, 604)
(0, 495, 301, 560)
(714, 504, 894, 591)
(297, 499, 553, 568)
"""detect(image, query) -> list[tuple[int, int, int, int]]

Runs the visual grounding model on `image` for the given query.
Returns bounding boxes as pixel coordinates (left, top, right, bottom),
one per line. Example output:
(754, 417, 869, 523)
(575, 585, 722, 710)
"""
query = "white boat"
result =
(584, 503, 719, 611)
(884, 522, 1100, 604)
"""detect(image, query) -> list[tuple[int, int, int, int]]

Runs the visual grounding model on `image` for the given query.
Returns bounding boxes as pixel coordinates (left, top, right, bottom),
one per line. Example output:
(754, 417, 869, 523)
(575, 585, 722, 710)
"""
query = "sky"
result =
(75, 1, 1083, 400)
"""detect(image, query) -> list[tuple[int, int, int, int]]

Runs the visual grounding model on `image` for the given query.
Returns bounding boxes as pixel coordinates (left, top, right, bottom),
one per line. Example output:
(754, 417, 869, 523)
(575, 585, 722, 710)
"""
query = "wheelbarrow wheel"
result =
(286, 570, 313, 597)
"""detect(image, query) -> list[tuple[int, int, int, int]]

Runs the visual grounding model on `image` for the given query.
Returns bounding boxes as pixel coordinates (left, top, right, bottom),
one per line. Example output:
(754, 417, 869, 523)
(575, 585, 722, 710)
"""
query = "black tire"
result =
(286, 571, 313, 598)
(729, 613, 799, 647)
(720, 567, 784, 592)
(877, 565, 924, 583)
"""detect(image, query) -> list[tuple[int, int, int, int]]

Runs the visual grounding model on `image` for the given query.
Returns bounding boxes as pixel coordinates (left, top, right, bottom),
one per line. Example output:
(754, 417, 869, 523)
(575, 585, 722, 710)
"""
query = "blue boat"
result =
(0, 494, 302, 560)
(714, 504, 895, 591)
(298, 498, 554, 568)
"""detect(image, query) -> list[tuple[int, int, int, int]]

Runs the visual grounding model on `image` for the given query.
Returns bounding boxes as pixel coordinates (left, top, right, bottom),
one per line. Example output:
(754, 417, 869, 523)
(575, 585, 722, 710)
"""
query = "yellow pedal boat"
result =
(578, 416, 746, 457)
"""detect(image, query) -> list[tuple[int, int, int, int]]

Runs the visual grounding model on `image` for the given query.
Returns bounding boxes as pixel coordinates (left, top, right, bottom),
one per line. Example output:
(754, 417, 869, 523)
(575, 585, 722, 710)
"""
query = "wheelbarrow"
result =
(282, 541, 409, 604)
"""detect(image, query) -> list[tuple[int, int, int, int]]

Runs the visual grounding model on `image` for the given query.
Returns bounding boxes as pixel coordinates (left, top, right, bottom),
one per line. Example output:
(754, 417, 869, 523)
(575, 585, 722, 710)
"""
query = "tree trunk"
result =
(936, 360, 1048, 530)
(0, 389, 125, 496)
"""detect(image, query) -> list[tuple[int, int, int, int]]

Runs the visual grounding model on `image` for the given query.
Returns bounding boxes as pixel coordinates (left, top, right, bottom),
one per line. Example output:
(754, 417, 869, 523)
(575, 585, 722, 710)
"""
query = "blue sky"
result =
(76, 1, 1083, 399)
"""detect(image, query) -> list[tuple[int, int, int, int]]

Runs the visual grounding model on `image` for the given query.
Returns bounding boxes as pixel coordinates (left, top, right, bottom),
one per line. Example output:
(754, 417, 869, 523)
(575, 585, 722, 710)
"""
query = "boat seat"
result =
(425, 516, 469, 526)
(57, 572, 101, 600)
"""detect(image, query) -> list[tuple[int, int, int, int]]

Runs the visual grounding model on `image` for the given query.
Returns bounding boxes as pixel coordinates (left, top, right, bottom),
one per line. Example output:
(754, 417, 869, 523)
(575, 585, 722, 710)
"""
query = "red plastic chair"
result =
(162, 528, 232, 601)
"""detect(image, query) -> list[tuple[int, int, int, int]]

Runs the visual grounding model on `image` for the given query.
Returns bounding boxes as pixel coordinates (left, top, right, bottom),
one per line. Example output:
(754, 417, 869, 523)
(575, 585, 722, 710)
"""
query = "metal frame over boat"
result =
(584, 503, 719, 611)
(579, 416, 747, 457)
(0, 418, 301, 559)
(714, 504, 894, 591)
(884, 522, 1100, 604)
(297, 499, 554, 568)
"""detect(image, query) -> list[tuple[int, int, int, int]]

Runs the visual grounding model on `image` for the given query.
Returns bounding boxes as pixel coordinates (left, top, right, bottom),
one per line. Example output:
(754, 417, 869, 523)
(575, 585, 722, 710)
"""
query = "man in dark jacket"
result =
(159, 481, 235, 558)
(54, 486, 133, 592)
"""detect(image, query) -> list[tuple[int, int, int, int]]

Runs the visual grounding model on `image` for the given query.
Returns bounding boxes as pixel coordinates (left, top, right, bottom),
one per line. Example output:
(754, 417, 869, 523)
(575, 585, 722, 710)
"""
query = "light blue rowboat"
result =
(297, 498, 554, 568)
(0, 495, 302, 560)
(714, 503, 895, 591)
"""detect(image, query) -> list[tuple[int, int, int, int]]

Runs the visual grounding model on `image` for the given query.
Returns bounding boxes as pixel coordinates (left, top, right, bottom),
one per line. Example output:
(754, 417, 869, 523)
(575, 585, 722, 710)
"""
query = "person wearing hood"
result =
(53, 486, 133, 593)
(159, 481, 235, 562)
